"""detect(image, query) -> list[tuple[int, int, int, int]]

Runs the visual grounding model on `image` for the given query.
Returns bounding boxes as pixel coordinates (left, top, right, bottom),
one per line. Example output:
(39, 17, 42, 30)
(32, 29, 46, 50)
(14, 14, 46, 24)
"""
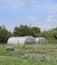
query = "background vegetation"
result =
(0, 25, 57, 44)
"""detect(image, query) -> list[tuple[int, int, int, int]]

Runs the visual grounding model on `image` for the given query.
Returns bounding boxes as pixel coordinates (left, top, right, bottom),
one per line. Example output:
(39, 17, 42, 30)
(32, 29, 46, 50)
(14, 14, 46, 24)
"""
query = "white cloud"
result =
(46, 15, 54, 22)
(27, 16, 37, 21)
(31, 23, 57, 31)
(45, 15, 57, 24)
(41, 24, 57, 31)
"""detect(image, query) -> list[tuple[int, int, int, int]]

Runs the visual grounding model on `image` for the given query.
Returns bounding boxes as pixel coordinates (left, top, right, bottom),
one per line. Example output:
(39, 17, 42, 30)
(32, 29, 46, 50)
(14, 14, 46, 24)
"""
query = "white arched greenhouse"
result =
(35, 37, 48, 44)
(7, 36, 36, 45)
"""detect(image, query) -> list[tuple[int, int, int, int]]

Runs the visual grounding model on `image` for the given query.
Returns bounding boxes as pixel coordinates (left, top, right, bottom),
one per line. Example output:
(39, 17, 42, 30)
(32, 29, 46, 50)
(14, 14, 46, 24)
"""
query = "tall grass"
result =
(0, 44, 57, 65)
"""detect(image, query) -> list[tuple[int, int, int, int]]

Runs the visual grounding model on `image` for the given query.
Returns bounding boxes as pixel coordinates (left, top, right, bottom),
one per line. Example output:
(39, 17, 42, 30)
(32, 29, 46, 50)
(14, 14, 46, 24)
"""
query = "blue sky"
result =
(0, 0, 57, 32)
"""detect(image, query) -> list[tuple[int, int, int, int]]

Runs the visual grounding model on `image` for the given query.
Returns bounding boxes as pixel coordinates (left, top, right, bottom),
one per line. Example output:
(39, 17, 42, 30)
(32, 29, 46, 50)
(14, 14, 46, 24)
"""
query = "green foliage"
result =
(13, 25, 40, 37)
(48, 39, 57, 44)
(39, 27, 57, 44)
(0, 26, 11, 43)
(48, 28, 57, 39)
(31, 27, 40, 37)
(39, 31, 48, 38)
(13, 25, 31, 36)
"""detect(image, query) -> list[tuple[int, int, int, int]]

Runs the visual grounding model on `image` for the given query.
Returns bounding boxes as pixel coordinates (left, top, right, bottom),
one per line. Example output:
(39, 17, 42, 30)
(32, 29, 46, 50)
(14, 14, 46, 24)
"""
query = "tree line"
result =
(0, 25, 57, 44)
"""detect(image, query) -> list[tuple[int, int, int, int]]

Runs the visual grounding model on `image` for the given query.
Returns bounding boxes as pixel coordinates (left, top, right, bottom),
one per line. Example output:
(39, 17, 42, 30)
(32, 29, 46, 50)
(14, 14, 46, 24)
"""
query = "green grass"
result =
(0, 56, 57, 65)
(0, 44, 57, 65)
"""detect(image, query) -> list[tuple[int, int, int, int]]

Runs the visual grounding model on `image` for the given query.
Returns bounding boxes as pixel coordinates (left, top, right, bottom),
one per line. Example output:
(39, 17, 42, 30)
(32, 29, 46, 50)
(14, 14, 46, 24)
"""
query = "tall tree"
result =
(13, 25, 31, 36)
(13, 25, 40, 37)
(31, 27, 40, 37)
(0, 26, 11, 43)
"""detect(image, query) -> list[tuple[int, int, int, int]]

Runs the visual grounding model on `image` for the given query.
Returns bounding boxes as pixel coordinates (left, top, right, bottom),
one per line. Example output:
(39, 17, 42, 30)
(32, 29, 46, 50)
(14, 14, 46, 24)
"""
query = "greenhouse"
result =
(7, 36, 36, 45)
(35, 37, 48, 44)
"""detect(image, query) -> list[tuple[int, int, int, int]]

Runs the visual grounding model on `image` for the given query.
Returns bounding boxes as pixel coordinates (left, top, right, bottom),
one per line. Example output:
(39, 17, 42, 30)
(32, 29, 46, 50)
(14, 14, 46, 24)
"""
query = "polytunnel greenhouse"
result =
(7, 36, 36, 45)
(35, 37, 48, 44)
